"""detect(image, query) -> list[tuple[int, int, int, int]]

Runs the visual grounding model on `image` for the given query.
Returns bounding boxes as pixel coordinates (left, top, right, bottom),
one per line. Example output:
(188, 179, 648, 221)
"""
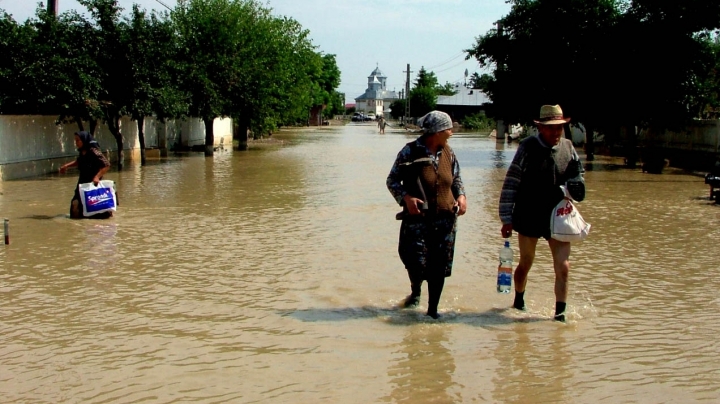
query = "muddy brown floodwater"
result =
(1, 122, 719, 403)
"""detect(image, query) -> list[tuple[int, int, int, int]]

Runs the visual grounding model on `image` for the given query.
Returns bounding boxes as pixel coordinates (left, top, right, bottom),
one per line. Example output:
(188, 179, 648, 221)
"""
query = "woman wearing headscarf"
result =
(59, 131, 111, 218)
(386, 111, 467, 319)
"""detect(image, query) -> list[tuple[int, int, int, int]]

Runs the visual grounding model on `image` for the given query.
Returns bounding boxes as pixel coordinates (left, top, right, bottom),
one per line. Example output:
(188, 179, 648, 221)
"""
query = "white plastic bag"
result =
(78, 180, 117, 217)
(550, 194, 590, 243)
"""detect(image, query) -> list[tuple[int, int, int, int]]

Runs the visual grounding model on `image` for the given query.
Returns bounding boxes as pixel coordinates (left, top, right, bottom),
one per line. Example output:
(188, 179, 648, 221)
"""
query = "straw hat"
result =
(534, 105, 571, 125)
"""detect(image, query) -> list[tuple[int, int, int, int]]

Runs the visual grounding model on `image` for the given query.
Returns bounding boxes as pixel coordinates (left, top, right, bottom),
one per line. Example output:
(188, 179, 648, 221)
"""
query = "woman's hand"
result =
(92, 176, 101, 185)
(59, 160, 77, 174)
(454, 195, 467, 216)
(402, 194, 424, 215)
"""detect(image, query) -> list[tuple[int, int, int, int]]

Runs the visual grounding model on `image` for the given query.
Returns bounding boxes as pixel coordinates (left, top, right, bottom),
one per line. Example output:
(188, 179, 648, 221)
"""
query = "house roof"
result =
(370, 67, 385, 78)
(436, 89, 490, 106)
(355, 89, 399, 101)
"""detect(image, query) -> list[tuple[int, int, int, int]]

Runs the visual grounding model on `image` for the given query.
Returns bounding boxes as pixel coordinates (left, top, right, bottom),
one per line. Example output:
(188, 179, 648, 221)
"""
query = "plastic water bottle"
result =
(497, 239, 513, 293)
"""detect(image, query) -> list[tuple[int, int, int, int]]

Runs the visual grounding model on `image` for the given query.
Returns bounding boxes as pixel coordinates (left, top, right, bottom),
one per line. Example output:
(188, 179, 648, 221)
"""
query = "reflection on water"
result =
(387, 326, 458, 403)
(492, 327, 571, 403)
(1, 124, 719, 402)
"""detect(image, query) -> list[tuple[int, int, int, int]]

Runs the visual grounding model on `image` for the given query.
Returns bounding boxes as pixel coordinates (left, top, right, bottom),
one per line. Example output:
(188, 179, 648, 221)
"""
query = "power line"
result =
(434, 59, 470, 74)
(155, 0, 172, 10)
(425, 51, 465, 71)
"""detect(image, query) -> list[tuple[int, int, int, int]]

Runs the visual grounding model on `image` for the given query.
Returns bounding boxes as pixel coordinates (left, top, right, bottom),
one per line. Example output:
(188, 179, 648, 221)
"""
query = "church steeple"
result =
(368, 64, 387, 90)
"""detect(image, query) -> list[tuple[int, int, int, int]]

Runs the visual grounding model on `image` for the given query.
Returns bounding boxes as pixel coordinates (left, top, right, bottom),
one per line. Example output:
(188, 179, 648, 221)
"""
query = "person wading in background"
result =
(59, 131, 112, 219)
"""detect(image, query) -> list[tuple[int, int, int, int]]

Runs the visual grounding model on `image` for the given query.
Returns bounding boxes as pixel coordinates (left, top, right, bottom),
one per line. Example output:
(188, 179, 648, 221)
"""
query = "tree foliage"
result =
(469, 73, 493, 95)
(0, 7, 103, 123)
(0, 0, 341, 159)
(389, 99, 405, 119)
(126, 5, 187, 123)
(408, 67, 450, 117)
(466, 0, 720, 132)
(403, 67, 458, 118)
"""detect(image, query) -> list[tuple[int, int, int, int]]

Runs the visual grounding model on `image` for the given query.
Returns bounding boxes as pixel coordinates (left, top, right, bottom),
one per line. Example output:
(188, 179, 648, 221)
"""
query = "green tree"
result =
(313, 54, 341, 107)
(0, 11, 28, 113)
(126, 5, 188, 164)
(76, 0, 135, 169)
(0, 7, 104, 126)
(173, 0, 263, 155)
(408, 67, 439, 117)
(317, 57, 343, 119)
(695, 34, 720, 119)
(467, 0, 720, 135)
(469, 72, 493, 95)
(173, 0, 322, 149)
(232, 14, 319, 138)
(389, 99, 405, 119)
(323, 90, 344, 119)
(615, 1, 720, 126)
(436, 82, 458, 96)
(414, 66, 439, 89)
(467, 0, 620, 128)
(409, 86, 436, 118)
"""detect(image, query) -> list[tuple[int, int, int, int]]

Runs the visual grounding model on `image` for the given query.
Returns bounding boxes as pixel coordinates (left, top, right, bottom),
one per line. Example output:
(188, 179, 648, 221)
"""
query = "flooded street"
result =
(1, 122, 719, 403)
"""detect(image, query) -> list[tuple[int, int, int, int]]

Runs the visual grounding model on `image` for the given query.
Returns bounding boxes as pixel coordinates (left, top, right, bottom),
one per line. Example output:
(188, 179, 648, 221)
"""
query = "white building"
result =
(354, 66, 399, 117)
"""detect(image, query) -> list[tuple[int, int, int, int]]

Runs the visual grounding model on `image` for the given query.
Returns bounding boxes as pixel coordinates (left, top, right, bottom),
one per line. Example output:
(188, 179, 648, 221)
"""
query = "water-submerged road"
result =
(1, 122, 719, 403)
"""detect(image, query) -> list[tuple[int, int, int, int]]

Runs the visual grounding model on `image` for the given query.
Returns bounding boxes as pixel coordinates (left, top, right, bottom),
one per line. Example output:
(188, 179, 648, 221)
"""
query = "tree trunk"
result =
(74, 116, 85, 132)
(624, 124, 638, 168)
(204, 117, 214, 157)
(89, 119, 99, 137)
(157, 120, 168, 157)
(234, 119, 249, 151)
(106, 111, 124, 170)
(137, 116, 147, 165)
(585, 123, 595, 161)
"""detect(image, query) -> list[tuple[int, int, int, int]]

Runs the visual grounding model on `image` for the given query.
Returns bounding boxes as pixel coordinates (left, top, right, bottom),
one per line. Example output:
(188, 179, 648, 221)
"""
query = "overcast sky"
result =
(2, 0, 510, 101)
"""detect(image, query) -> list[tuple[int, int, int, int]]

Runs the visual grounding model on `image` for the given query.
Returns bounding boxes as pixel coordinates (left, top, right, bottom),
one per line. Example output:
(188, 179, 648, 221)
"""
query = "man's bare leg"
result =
(513, 234, 539, 309)
(548, 238, 571, 321)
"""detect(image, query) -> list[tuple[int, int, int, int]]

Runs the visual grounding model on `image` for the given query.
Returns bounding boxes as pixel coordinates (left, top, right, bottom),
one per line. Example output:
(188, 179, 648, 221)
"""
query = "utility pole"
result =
(404, 64, 412, 124)
(47, 0, 58, 17)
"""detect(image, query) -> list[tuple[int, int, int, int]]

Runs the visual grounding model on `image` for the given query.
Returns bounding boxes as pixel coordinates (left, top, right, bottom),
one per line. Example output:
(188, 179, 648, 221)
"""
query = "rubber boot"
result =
(554, 302, 566, 322)
(403, 282, 421, 308)
(426, 277, 445, 319)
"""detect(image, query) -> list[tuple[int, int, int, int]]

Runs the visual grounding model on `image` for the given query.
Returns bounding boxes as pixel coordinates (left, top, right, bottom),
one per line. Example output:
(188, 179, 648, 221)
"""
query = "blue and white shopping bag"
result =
(78, 180, 117, 217)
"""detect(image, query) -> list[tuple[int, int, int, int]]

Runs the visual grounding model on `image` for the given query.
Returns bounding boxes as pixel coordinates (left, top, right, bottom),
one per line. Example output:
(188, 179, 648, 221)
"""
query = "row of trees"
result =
(466, 0, 720, 155)
(389, 67, 457, 120)
(0, 0, 342, 165)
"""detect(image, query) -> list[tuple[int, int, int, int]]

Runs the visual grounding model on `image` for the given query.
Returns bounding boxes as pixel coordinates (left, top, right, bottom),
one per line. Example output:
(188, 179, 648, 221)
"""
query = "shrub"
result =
(461, 112, 495, 131)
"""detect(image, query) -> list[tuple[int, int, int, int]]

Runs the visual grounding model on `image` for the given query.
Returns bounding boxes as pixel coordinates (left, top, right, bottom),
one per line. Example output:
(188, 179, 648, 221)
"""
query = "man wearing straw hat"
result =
(498, 105, 585, 322)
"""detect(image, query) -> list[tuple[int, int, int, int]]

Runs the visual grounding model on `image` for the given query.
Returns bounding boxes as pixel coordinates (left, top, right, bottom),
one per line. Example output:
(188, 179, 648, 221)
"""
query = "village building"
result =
(354, 66, 399, 117)
(435, 86, 490, 121)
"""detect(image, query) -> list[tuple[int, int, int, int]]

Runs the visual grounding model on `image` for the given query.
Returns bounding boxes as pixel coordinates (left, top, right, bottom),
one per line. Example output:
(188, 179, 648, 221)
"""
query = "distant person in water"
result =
(59, 131, 112, 219)
(386, 110, 467, 319)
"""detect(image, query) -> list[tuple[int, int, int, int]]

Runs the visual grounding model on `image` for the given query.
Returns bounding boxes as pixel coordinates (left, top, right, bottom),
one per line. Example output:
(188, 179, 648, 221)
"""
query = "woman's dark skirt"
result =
(398, 211, 457, 279)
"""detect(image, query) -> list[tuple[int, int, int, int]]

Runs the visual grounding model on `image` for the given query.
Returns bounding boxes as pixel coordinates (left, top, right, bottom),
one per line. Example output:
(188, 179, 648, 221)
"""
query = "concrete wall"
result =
(636, 120, 720, 170)
(639, 120, 720, 153)
(0, 115, 234, 181)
